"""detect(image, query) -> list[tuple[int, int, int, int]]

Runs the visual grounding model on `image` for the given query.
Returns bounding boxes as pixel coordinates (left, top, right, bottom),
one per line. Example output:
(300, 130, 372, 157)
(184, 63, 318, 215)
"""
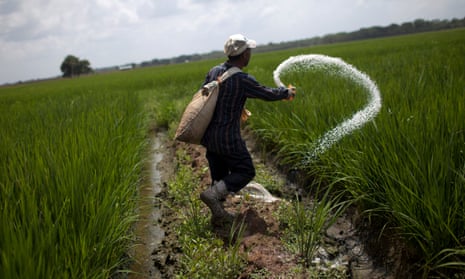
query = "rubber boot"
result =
(200, 180, 234, 225)
(211, 180, 226, 202)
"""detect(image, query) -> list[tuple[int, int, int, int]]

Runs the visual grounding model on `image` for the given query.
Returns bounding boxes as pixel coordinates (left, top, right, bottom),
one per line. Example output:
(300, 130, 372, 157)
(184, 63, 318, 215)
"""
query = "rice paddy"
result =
(1, 28, 464, 278)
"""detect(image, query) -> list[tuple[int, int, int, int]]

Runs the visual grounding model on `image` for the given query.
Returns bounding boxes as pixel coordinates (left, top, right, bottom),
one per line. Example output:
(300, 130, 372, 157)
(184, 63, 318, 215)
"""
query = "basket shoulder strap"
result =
(218, 67, 241, 83)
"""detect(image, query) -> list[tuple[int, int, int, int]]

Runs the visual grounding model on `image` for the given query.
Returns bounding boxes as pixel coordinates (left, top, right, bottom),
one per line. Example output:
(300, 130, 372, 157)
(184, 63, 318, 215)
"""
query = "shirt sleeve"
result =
(241, 74, 289, 101)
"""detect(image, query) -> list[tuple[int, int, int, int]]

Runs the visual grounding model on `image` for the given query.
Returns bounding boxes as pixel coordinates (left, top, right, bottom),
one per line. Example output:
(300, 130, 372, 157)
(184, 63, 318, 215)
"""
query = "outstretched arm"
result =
(242, 74, 294, 101)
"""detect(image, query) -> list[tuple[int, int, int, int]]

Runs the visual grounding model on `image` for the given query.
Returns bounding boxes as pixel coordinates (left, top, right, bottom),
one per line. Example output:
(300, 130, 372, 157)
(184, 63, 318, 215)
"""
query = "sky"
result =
(0, 0, 464, 85)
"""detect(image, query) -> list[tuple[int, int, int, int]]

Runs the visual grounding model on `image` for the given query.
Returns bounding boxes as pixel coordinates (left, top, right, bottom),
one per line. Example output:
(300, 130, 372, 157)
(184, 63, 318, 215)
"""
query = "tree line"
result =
(139, 17, 465, 67)
(255, 17, 465, 53)
(67, 17, 465, 75)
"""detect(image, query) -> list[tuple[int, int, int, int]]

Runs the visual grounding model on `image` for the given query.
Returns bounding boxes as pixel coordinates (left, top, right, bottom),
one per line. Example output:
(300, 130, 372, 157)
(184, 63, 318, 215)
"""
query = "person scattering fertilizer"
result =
(199, 34, 296, 226)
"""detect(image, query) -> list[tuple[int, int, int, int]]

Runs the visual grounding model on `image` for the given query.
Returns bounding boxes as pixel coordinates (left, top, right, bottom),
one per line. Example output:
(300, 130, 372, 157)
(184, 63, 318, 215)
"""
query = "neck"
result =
(227, 60, 243, 69)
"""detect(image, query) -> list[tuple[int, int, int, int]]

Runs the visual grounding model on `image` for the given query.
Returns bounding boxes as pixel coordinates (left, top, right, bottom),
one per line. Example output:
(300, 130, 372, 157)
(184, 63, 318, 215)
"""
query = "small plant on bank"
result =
(278, 182, 349, 267)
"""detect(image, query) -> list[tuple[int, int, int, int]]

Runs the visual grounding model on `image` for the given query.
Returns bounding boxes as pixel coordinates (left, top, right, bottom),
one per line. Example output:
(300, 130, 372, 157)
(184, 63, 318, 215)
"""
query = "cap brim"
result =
(246, 39, 257, 49)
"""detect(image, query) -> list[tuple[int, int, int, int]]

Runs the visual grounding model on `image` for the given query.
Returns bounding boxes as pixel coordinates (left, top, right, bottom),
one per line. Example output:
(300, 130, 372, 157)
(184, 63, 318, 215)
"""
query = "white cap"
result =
(224, 34, 257, 57)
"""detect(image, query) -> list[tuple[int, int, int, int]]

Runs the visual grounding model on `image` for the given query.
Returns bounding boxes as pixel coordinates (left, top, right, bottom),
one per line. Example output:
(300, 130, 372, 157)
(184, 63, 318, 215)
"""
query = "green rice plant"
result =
(0, 86, 148, 278)
(0, 53, 215, 278)
(176, 231, 246, 279)
(167, 149, 201, 206)
(247, 29, 465, 277)
(323, 31, 465, 277)
(247, 55, 367, 168)
(279, 182, 349, 266)
(2, 28, 464, 278)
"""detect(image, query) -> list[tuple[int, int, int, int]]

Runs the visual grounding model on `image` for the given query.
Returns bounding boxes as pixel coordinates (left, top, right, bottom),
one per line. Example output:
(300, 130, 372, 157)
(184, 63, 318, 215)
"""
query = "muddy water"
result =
(128, 133, 165, 279)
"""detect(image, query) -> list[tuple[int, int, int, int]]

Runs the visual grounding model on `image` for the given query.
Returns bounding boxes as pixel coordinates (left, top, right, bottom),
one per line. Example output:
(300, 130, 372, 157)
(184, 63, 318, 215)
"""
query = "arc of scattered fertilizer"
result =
(273, 54, 382, 162)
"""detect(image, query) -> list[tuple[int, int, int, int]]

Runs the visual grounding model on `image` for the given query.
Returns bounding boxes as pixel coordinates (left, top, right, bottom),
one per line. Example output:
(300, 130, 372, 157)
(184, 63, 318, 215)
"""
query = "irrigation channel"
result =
(129, 136, 393, 278)
(128, 133, 166, 279)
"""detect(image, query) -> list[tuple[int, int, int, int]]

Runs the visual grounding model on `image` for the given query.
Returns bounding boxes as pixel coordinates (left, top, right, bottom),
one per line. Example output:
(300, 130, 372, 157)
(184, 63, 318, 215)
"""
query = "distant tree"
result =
(60, 55, 93, 77)
(78, 59, 92, 75)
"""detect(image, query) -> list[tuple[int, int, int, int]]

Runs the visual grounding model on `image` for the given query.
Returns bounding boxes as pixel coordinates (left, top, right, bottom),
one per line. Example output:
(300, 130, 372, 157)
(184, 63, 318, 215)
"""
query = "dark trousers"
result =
(206, 148, 255, 193)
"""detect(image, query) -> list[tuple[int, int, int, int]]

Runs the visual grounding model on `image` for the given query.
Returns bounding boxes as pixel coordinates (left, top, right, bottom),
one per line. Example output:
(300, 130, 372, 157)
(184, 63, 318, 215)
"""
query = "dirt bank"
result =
(142, 130, 403, 278)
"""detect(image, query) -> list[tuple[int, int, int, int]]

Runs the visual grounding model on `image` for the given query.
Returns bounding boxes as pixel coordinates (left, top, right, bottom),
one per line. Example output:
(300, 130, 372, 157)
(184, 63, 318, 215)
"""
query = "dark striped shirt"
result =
(201, 62, 289, 154)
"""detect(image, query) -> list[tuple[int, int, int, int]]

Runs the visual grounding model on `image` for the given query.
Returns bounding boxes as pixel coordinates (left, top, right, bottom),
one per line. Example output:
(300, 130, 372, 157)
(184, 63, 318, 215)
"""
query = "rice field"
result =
(1, 28, 464, 278)
(247, 28, 465, 276)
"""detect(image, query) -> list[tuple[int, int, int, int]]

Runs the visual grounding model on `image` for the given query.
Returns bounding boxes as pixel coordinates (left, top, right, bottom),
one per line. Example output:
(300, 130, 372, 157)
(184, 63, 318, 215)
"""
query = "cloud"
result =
(1, 0, 464, 84)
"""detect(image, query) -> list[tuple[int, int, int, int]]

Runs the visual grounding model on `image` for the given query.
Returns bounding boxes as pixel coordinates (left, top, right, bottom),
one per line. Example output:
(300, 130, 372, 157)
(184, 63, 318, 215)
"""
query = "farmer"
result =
(200, 34, 296, 225)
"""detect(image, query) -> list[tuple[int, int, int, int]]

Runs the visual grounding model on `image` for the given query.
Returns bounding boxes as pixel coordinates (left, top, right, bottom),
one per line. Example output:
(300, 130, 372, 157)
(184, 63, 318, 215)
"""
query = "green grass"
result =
(278, 184, 349, 267)
(1, 28, 464, 278)
(0, 61, 218, 278)
(0, 86, 147, 277)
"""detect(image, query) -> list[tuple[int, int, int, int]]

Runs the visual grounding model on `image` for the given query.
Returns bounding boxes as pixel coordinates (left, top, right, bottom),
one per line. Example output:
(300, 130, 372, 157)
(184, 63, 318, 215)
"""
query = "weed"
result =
(279, 183, 349, 267)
